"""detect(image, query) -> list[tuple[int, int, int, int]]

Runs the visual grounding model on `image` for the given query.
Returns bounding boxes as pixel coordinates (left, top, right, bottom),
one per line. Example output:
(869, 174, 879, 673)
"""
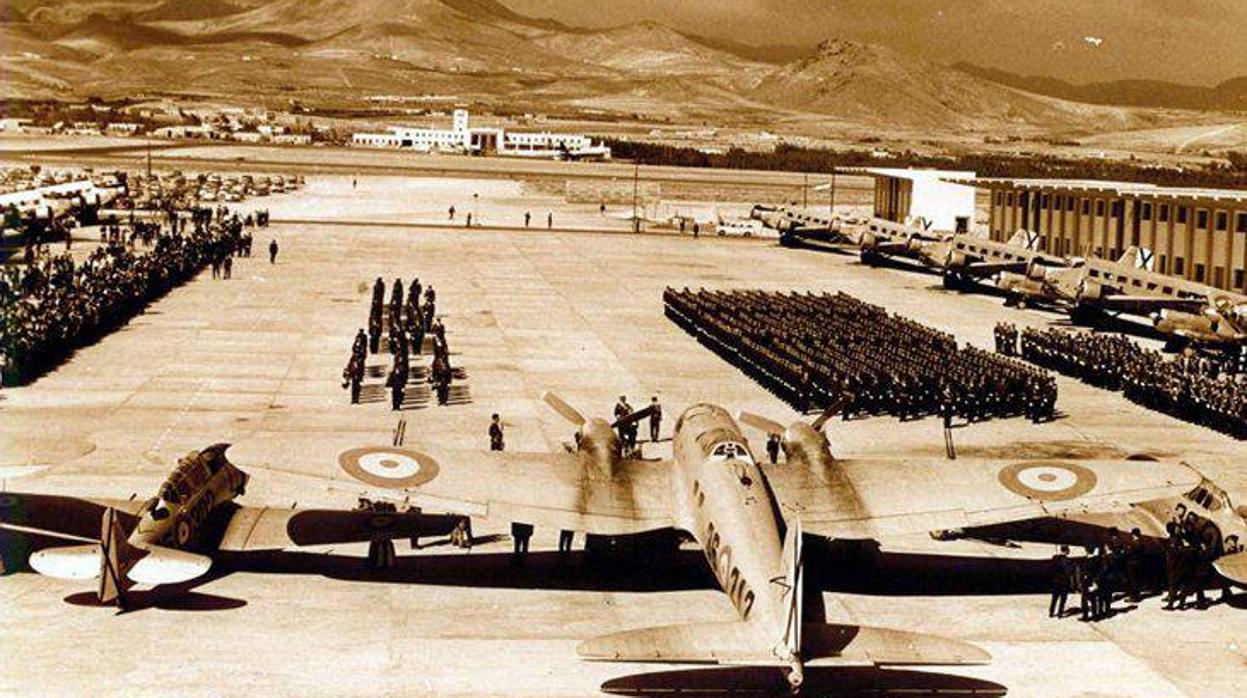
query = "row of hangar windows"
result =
(991, 191, 1247, 233)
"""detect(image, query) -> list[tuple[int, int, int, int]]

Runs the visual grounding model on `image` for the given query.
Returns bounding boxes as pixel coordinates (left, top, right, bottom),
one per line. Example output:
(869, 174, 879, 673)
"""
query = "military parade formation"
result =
(665, 287, 1058, 423)
(1011, 325, 1246, 439)
(342, 276, 455, 410)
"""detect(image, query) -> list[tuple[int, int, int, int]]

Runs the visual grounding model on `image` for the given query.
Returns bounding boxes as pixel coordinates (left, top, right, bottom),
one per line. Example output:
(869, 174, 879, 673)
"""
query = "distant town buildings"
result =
(352, 109, 610, 160)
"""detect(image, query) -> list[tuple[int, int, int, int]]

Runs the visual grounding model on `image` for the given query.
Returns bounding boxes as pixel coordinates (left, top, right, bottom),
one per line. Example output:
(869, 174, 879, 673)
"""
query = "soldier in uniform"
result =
(1049, 545, 1072, 618)
(648, 396, 662, 442)
(489, 413, 504, 451)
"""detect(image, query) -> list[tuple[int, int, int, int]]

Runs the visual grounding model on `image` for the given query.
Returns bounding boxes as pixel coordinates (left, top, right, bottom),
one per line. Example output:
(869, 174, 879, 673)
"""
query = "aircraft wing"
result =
(768, 457, 1201, 543)
(0, 492, 147, 541)
(216, 505, 464, 551)
(257, 445, 674, 537)
(1093, 295, 1208, 315)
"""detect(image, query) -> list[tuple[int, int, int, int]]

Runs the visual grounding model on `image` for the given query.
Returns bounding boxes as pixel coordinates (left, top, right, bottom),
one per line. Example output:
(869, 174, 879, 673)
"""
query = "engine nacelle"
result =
(1076, 277, 1105, 303)
(858, 231, 879, 251)
(946, 250, 969, 271)
(781, 422, 834, 470)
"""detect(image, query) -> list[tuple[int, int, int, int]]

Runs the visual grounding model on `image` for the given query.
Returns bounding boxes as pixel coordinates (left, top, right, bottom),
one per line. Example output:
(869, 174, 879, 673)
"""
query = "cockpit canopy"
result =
(1187, 481, 1232, 513)
(156, 445, 230, 506)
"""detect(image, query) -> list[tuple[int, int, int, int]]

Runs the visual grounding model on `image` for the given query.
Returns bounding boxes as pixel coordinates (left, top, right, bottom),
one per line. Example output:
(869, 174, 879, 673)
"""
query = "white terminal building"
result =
(352, 109, 611, 160)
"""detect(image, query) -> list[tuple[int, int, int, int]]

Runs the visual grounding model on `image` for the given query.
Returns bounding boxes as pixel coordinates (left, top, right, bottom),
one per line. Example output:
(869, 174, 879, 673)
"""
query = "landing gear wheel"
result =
(175, 519, 192, 547)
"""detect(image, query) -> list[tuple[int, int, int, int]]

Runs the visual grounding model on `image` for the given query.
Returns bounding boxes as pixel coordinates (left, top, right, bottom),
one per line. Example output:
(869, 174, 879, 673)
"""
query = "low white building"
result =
(353, 109, 609, 160)
(841, 167, 977, 233)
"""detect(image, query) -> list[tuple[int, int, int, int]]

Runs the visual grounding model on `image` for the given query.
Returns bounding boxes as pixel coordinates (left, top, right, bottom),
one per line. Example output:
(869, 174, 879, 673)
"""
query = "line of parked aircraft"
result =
(751, 205, 1247, 349)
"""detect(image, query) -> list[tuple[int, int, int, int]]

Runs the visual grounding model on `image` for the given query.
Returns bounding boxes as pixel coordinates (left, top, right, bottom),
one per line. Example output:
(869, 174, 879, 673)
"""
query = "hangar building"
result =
(957, 177, 1247, 293)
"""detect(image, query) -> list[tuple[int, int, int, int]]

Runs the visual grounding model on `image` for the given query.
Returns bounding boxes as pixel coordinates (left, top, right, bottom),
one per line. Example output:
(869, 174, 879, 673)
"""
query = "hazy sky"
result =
(502, 0, 1247, 85)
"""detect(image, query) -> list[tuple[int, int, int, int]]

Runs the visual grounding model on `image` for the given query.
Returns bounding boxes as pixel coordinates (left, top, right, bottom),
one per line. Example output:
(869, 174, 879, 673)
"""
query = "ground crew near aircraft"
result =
(268, 238, 278, 264)
(1163, 522, 1186, 610)
(614, 395, 634, 447)
(524, 211, 531, 228)
(766, 433, 781, 464)
(511, 521, 534, 564)
(466, 212, 472, 227)
(1075, 546, 1095, 620)
(648, 396, 662, 442)
(547, 212, 553, 229)
(1049, 545, 1072, 617)
(448, 205, 455, 221)
(559, 529, 574, 562)
(489, 414, 504, 451)
(450, 518, 472, 549)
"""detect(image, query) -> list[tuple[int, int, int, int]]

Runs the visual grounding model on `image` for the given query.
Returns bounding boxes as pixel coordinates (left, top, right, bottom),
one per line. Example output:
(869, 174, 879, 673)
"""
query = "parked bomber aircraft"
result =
(1006, 245, 1247, 346)
(0, 444, 462, 609)
(917, 229, 1066, 290)
(286, 393, 1225, 692)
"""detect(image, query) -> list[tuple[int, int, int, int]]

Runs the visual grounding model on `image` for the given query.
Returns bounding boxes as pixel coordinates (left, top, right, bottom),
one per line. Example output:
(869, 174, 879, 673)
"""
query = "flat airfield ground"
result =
(1, 170, 1245, 698)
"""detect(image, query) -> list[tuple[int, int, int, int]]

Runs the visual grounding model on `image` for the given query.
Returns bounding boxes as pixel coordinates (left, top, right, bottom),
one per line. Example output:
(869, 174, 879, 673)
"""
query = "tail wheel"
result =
(175, 519, 192, 547)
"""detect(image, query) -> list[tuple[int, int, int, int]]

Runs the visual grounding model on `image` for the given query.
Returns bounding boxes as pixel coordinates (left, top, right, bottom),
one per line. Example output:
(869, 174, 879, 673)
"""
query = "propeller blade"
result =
(810, 392, 853, 431)
(541, 391, 585, 426)
(736, 411, 786, 435)
(611, 405, 655, 429)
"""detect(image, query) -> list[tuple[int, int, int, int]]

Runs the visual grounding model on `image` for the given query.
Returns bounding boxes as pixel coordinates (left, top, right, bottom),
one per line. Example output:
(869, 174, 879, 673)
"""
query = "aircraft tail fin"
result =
(1117, 245, 1155, 271)
(1006, 229, 1041, 251)
(780, 517, 803, 661)
(98, 506, 131, 606)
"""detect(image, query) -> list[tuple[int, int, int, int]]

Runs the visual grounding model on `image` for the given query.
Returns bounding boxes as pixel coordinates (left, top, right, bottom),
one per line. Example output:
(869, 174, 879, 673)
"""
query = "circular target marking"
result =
(338, 447, 439, 489)
(998, 461, 1097, 501)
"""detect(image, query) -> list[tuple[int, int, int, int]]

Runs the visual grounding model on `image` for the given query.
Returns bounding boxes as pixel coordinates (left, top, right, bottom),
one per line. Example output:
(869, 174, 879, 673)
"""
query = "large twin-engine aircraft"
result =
(292, 393, 1219, 692)
(1001, 245, 1247, 345)
(1, 444, 461, 609)
(917, 229, 1066, 290)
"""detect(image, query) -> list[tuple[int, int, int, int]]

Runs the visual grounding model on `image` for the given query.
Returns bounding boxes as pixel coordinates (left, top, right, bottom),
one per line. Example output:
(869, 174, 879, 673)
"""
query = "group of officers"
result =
(1016, 327, 1246, 439)
(664, 287, 1057, 424)
(1049, 504, 1241, 620)
(342, 276, 452, 409)
(1, 206, 250, 385)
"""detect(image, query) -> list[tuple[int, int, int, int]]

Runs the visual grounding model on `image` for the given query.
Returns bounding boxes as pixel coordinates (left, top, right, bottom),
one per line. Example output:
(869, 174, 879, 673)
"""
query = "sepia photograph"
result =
(0, 1, 1244, 696)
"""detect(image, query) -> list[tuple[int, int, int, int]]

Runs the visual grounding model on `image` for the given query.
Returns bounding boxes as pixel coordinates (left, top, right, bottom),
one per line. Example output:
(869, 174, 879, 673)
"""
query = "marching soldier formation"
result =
(344, 276, 454, 409)
(1018, 328, 1245, 439)
(665, 287, 1057, 423)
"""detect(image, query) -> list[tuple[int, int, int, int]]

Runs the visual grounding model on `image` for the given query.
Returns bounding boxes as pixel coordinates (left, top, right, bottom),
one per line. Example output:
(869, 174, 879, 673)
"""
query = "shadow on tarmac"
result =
(599, 665, 1007, 697)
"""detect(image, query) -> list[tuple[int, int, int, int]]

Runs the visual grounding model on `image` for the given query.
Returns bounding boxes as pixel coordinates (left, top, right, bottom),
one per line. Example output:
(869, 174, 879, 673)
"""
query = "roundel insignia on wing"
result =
(338, 447, 439, 489)
(998, 461, 1097, 501)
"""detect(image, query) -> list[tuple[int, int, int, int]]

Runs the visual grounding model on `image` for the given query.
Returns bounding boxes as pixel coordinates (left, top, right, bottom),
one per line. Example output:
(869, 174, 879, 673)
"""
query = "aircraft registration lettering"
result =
(701, 519, 755, 619)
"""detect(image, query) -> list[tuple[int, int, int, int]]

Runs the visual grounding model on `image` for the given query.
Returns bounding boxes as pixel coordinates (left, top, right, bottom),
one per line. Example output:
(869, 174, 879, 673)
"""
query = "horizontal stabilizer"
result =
(1215, 551, 1247, 586)
(804, 623, 990, 666)
(578, 622, 989, 667)
(127, 545, 211, 586)
(29, 544, 101, 580)
(579, 622, 773, 665)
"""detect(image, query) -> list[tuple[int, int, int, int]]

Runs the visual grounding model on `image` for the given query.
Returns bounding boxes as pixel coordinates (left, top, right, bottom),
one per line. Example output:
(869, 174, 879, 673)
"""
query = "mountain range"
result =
(1, 0, 1241, 135)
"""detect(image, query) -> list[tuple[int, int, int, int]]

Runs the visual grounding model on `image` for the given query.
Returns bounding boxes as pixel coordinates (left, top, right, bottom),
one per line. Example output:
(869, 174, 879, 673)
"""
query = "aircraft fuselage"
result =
(670, 404, 788, 642)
